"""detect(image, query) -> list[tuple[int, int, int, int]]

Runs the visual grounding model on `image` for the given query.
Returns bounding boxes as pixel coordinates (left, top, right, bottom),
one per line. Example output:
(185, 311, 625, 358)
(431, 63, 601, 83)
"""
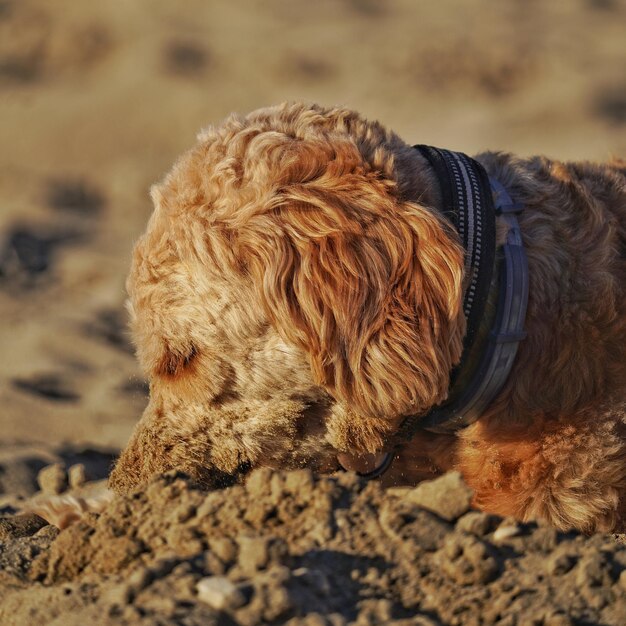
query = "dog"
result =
(108, 102, 626, 533)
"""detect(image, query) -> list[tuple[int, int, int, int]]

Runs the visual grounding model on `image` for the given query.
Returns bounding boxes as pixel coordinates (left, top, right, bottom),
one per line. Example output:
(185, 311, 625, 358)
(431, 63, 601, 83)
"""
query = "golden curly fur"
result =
(109, 102, 626, 533)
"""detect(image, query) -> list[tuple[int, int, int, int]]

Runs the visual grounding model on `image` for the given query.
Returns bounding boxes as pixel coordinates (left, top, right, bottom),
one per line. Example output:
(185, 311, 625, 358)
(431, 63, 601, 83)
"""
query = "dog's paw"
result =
(24, 489, 114, 529)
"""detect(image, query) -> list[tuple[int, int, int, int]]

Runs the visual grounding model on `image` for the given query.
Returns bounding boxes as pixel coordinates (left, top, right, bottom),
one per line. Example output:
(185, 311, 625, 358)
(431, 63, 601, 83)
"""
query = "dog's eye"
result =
(156, 344, 198, 378)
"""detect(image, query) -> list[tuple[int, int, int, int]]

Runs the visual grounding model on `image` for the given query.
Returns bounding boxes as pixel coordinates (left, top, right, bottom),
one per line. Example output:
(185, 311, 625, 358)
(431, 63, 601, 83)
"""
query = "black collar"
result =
(395, 146, 529, 437)
(416, 145, 497, 366)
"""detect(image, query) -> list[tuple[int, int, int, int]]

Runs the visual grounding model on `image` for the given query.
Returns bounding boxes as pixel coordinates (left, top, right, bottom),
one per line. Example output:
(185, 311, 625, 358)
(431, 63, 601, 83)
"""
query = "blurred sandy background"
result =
(0, 0, 624, 485)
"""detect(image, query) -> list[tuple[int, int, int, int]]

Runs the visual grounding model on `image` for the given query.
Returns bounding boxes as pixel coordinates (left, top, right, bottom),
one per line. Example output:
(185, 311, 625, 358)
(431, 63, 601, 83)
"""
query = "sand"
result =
(1, 0, 626, 623)
(1, 469, 626, 625)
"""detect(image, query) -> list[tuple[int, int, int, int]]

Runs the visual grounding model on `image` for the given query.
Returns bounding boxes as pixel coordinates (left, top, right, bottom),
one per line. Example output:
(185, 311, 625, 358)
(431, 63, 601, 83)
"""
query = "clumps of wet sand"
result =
(1, 469, 626, 626)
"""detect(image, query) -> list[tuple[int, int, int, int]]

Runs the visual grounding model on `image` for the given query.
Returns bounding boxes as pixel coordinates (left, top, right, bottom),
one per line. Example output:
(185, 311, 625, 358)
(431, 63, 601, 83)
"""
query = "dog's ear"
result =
(237, 139, 466, 451)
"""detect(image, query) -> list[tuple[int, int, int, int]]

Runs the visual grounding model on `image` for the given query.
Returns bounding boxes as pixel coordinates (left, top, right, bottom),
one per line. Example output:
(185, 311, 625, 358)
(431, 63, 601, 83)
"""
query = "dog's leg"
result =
(456, 408, 626, 532)
(25, 488, 114, 529)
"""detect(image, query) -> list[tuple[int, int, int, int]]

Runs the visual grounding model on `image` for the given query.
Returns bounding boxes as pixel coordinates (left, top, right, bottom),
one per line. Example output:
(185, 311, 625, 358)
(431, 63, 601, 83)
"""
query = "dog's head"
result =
(124, 102, 465, 484)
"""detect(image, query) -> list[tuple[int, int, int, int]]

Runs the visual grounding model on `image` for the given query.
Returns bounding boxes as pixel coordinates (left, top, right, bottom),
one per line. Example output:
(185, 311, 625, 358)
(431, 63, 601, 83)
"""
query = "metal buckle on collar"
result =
(337, 451, 395, 479)
(355, 451, 394, 479)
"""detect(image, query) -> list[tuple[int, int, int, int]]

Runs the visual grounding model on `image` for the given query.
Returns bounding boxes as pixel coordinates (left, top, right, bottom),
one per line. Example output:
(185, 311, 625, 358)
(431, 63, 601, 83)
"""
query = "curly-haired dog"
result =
(109, 102, 626, 533)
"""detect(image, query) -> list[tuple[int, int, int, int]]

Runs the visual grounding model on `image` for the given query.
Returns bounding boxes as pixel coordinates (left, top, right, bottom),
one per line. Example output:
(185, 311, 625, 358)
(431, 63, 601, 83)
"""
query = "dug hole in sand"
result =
(1, 468, 626, 625)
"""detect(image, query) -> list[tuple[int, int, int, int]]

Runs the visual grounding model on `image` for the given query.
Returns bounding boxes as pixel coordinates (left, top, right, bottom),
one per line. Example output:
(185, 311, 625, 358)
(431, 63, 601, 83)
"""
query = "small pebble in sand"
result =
(493, 521, 522, 542)
(544, 612, 573, 626)
(196, 576, 246, 611)
(37, 463, 68, 495)
(68, 463, 87, 489)
(403, 471, 473, 522)
(575, 553, 612, 587)
(238, 535, 269, 573)
(456, 511, 496, 537)
(209, 536, 238, 566)
(546, 551, 577, 576)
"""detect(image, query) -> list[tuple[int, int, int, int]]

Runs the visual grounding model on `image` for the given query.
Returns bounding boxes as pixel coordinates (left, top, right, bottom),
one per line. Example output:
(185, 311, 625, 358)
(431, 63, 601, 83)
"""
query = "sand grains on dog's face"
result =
(1, 469, 626, 625)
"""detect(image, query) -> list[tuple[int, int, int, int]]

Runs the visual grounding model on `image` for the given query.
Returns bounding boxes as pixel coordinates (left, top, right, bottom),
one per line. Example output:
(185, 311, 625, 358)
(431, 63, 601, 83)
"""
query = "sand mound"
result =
(1, 470, 625, 626)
